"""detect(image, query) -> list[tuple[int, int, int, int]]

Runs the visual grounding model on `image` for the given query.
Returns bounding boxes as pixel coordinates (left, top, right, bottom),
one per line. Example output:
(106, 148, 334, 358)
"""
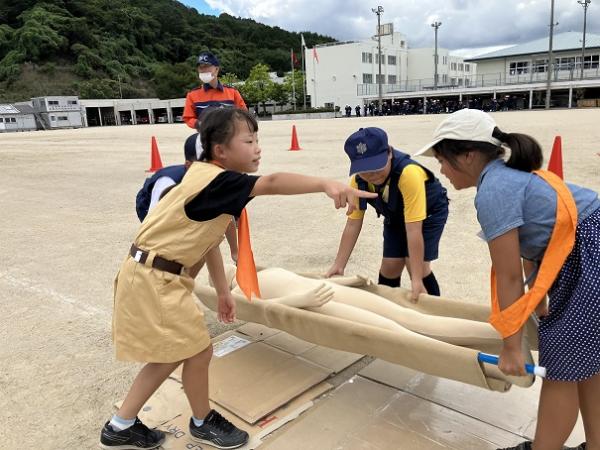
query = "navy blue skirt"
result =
(539, 207, 600, 381)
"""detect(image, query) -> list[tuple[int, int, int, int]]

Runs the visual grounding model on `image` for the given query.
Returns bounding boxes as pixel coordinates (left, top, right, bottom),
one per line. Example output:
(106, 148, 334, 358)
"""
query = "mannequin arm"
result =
(266, 283, 334, 309)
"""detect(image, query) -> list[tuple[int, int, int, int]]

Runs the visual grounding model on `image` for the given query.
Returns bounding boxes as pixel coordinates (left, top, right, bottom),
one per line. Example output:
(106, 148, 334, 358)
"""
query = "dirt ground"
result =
(1, 109, 599, 449)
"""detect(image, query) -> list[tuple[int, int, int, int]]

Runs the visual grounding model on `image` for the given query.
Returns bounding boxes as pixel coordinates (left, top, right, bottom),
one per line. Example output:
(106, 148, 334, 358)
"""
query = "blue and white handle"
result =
(478, 352, 546, 378)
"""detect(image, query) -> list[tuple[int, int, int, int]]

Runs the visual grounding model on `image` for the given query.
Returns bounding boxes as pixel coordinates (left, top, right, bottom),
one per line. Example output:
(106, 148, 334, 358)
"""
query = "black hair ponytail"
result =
(492, 127, 542, 172)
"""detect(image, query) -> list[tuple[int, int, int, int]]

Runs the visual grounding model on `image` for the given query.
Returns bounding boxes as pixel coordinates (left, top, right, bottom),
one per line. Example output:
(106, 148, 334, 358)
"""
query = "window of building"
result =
(58, 116, 68, 121)
(0, 118, 3, 123)
(48, 100, 59, 105)
(509, 61, 529, 75)
(375, 53, 386, 64)
(50, 115, 56, 121)
(465, 63, 470, 72)
(556, 57, 576, 71)
(465, 78, 470, 87)
(10, 117, 16, 122)
(68, 100, 78, 105)
(388, 75, 397, 84)
(362, 52, 373, 64)
(375, 74, 385, 84)
(443, 56, 448, 65)
(388, 55, 396, 65)
(583, 54, 600, 69)
(458, 63, 464, 71)
(400, 40, 405, 48)
(451, 62, 457, 71)
(450, 77, 457, 85)
(362, 73, 373, 83)
(442, 74, 448, 84)
(533, 59, 547, 73)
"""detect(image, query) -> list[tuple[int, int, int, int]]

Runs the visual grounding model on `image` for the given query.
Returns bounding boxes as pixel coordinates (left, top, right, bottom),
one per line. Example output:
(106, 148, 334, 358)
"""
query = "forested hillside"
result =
(0, 0, 334, 101)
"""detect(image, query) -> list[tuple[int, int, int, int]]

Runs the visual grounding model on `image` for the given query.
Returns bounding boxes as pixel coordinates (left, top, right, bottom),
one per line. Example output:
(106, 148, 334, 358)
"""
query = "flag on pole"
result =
(301, 33, 306, 48)
(291, 49, 299, 67)
(312, 46, 319, 64)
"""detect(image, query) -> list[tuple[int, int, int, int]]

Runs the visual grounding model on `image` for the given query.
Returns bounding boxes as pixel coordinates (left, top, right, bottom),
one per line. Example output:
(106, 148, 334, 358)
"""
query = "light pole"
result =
(546, 0, 557, 109)
(372, 5, 384, 111)
(431, 21, 442, 89)
(578, 0, 591, 79)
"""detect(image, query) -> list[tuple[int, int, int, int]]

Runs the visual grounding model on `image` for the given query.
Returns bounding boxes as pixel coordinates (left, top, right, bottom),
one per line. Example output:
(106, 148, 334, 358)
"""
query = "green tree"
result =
(241, 63, 274, 115)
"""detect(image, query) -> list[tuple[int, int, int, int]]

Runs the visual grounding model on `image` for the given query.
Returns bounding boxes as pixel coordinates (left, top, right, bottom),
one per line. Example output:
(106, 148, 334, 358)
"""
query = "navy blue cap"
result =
(197, 52, 220, 67)
(184, 133, 202, 161)
(344, 127, 389, 175)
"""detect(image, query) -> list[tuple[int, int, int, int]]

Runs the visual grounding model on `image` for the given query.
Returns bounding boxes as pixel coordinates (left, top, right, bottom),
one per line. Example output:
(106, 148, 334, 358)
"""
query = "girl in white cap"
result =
(415, 108, 599, 450)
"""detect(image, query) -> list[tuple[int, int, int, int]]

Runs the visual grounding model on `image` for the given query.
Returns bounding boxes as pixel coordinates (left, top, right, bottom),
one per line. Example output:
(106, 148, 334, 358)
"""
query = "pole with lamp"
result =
(431, 21, 442, 90)
(578, 0, 591, 80)
(372, 5, 384, 113)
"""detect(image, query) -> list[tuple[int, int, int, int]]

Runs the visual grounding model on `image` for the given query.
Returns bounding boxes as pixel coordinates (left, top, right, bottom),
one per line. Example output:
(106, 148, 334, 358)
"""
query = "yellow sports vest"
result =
(135, 162, 232, 268)
(489, 169, 578, 338)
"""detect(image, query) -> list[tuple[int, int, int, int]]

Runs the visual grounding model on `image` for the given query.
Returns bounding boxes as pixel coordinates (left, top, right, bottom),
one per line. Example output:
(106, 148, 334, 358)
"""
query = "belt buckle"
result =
(134, 250, 143, 262)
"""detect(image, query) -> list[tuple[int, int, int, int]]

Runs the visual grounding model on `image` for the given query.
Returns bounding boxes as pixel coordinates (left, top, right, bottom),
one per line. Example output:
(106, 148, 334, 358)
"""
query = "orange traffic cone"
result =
(289, 125, 301, 151)
(146, 136, 164, 172)
(547, 136, 563, 179)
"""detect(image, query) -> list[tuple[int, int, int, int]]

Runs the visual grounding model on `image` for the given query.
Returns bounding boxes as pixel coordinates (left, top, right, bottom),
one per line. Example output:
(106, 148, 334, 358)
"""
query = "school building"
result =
(311, 30, 600, 111)
(304, 24, 476, 109)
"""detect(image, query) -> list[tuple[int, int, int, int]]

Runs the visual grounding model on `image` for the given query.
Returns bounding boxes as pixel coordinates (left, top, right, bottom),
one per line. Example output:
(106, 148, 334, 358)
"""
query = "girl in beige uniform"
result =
(100, 108, 376, 450)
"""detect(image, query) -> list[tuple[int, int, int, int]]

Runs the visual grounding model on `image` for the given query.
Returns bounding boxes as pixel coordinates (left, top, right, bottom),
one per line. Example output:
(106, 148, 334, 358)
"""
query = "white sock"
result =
(192, 416, 205, 427)
(109, 415, 136, 431)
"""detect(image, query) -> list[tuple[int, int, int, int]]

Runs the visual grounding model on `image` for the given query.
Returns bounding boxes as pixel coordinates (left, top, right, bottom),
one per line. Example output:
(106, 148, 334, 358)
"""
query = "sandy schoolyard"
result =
(1, 109, 599, 449)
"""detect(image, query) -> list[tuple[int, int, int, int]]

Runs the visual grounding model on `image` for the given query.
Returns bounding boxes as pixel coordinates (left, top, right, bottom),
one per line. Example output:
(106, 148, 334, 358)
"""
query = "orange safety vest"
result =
(489, 170, 578, 338)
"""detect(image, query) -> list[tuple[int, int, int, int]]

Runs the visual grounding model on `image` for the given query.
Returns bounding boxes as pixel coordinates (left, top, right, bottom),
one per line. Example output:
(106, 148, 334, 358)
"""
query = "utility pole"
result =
(546, 0, 557, 109)
(578, 0, 591, 79)
(431, 21, 442, 89)
(372, 6, 384, 111)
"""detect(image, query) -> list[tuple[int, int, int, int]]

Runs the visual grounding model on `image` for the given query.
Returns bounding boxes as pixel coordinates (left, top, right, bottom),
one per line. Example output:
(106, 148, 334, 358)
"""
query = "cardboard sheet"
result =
(359, 359, 586, 447)
(171, 331, 331, 424)
(262, 376, 523, 450)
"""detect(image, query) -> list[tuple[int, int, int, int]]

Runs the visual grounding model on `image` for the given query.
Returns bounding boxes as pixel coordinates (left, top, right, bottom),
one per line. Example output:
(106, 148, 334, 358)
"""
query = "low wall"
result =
(272, 112, 337, 120)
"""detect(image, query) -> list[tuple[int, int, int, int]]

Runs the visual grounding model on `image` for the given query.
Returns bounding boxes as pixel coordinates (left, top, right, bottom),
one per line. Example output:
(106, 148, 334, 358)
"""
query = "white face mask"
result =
(199, 72, 214, 83)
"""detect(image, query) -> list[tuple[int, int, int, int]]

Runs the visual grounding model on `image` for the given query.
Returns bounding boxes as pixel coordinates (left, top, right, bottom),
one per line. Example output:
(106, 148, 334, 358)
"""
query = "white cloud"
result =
(202, 0, 600, 51)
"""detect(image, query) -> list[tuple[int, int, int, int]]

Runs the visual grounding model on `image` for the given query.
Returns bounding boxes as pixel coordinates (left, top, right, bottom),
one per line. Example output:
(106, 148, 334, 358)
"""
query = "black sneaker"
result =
(189, 410, 249, 449)
(100, 418, 165, 449)
(497, 442, 532, 450)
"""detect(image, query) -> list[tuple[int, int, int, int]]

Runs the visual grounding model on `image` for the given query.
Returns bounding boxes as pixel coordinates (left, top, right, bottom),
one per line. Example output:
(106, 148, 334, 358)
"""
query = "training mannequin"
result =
(218, 265, 502, 349)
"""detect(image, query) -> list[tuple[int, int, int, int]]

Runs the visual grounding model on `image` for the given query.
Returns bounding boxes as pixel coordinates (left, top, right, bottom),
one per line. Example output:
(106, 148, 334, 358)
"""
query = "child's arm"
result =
(326, 217, 363, 277)
(205, 246, 236, 323)
(488, 229, 527, 376)
(405, 221, 426, 301)
(250, 173, 377, 214)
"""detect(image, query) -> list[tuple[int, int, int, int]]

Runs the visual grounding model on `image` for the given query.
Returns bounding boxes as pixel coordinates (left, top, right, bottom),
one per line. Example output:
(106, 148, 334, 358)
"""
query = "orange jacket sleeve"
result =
(234, 89, 247, 110)
(183, 92, 198, 129)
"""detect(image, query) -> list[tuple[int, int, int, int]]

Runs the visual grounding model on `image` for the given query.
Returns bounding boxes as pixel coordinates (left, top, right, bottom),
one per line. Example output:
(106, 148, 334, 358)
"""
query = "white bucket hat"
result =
(414, 108, 503, 157)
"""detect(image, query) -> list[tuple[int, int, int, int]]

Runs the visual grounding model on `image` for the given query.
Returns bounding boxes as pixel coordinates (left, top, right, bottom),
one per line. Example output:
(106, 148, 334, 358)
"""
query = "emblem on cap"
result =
(356, 142, 367, 154)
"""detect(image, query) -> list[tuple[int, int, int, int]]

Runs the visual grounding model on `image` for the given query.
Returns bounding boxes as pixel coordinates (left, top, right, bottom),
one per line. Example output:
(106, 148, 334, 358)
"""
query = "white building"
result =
(0, 104, 36, 132)
(406, 48, 476, 88)
(466, 32, 600, 85)
(31, 96, 84, 129)
(304, 27, 475, 108)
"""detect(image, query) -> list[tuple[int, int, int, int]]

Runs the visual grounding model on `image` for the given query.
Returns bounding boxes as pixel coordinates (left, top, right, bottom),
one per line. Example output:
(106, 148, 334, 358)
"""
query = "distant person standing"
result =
(183, 52, 247, 130)
(355, 105, 361, 117)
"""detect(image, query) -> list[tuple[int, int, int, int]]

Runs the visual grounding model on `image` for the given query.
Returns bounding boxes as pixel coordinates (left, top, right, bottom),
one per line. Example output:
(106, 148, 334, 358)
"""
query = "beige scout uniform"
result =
(113, 162, 232, 363)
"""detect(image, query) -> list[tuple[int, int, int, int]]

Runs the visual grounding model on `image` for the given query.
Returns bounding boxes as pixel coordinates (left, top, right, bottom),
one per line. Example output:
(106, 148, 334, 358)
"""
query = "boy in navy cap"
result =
(136, 133, 238, 267)
(183, 51, 247, 130)
(326, 127, 449, 301)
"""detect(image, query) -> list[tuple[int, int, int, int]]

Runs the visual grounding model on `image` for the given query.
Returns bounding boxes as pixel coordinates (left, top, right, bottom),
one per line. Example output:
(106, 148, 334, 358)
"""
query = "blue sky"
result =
(179, 0, 600, 55)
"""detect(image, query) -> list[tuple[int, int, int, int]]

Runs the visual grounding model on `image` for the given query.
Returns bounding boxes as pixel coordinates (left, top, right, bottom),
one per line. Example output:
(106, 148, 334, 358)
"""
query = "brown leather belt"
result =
(130, 244, 183, 275)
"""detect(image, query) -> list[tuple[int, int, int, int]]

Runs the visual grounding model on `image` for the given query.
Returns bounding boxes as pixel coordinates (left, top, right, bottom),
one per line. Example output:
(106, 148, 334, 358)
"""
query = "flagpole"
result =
(290, 49, 296, 111)
(301, 34, 307, 109)
(313, 52, 317, 107)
